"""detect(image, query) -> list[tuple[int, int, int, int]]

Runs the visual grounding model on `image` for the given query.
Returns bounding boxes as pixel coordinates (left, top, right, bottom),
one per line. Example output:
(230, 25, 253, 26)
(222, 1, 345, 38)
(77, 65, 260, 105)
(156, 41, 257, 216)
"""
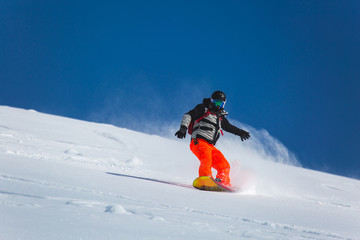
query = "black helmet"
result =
(211, 91, 226, 102)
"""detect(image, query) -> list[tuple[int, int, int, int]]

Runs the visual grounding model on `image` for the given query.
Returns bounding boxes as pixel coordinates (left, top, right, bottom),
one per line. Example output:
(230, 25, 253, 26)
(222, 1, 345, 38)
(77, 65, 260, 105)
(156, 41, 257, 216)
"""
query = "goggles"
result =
(212, 98, 226, 108)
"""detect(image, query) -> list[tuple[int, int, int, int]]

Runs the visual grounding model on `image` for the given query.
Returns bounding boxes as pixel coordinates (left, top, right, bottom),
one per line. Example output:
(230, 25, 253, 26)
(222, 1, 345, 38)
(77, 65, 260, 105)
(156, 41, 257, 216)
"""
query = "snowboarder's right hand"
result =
(175, 127, 187, 139)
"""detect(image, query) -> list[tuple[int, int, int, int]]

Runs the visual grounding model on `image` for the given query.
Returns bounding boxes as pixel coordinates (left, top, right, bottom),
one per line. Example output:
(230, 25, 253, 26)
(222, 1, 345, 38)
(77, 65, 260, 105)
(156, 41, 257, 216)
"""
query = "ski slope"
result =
(0, 106, 359, 240)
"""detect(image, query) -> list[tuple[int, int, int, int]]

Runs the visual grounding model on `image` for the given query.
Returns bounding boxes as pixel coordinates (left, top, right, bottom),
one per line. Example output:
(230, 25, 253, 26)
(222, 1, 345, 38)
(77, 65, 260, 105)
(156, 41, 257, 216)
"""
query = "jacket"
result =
(180, 98, 247, 145)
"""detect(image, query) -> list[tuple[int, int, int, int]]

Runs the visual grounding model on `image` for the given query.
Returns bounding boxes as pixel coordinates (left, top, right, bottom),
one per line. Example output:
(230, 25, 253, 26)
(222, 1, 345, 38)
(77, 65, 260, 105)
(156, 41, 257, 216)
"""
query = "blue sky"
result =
(1, 1, 359, 179)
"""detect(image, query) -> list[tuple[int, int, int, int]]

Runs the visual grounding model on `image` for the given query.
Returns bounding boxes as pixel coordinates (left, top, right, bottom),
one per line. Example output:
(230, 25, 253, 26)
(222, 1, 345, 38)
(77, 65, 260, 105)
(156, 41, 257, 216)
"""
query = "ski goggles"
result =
(212, 99, 226, 108)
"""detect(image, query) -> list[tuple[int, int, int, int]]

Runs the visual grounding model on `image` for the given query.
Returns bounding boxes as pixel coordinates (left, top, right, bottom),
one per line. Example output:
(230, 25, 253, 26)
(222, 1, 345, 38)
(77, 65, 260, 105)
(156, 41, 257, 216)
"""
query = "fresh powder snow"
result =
(0, 106, 359, 240)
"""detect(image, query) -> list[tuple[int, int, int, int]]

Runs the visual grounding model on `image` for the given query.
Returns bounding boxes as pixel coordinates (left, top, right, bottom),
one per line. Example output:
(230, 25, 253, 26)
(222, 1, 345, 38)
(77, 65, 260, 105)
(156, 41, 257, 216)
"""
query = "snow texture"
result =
(0, 106, 359, 240)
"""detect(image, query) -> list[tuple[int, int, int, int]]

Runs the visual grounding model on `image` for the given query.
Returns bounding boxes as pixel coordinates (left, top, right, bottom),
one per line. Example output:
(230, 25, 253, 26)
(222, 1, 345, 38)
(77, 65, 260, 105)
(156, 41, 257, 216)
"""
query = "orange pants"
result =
(190, 139, 231, 186)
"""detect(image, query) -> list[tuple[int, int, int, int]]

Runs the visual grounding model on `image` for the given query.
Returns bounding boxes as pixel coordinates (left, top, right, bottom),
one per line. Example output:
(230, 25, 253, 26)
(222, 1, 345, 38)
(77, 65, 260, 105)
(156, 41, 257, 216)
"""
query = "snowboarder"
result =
(175, 91, 250, 187)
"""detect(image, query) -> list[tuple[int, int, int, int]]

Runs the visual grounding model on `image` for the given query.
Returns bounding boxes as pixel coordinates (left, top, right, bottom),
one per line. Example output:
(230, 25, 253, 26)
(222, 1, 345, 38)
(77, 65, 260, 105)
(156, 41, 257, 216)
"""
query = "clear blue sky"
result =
(1, 1, 359, 179)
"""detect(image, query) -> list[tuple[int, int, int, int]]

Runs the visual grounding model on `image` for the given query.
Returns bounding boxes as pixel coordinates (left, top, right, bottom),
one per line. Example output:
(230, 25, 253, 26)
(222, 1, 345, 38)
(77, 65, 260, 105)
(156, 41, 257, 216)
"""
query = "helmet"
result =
(211, 91, 226, 102)
(211, 91, 226, 109)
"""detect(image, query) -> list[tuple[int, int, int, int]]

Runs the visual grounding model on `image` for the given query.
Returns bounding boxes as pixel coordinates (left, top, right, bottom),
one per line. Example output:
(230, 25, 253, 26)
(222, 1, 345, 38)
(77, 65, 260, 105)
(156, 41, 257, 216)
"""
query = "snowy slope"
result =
(0, 106, 359, 240)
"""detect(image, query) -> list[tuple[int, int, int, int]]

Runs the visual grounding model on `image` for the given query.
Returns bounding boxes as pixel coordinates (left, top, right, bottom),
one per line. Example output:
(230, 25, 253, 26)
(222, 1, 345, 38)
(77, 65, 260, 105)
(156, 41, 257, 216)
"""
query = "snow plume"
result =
(219, 120, 300, 167)
(88, 83, 301, 193)
(90, 85, 299, 168)
(90, 105, 299, 168)
(90, 107, 301, 193)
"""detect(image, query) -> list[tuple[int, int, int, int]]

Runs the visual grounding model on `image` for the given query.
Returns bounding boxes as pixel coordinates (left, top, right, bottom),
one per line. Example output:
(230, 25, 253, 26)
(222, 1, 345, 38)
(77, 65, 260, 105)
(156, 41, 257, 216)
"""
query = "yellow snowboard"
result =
(193, 176, 235, 192)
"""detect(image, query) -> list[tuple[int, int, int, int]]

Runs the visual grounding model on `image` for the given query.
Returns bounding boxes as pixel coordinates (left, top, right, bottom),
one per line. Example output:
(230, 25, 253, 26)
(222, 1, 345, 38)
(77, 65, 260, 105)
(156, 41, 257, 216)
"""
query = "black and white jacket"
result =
(180, 98, 248, 145)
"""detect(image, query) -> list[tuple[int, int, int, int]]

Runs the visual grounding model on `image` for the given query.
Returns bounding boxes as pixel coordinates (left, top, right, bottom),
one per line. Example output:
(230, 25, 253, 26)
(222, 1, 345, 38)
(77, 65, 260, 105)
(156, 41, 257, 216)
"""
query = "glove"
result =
(175, 126, 187, 139)
(239, 130, 250, 141)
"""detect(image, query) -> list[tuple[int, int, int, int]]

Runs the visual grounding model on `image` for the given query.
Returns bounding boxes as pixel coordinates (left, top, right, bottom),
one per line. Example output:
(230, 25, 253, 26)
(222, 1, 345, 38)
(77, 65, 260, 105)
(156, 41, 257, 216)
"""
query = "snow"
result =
(0, 105, 359, 240)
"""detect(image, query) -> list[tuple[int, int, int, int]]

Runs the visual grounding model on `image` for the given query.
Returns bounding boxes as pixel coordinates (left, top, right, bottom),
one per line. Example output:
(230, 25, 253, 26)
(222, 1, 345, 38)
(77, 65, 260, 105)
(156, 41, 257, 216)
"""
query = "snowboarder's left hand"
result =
(239, 130, 250, 141)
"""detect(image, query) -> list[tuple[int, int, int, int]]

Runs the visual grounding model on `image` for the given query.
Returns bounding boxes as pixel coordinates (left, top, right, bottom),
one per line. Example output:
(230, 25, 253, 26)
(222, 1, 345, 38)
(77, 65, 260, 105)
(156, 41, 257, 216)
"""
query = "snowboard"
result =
(193, 176, 236, 192)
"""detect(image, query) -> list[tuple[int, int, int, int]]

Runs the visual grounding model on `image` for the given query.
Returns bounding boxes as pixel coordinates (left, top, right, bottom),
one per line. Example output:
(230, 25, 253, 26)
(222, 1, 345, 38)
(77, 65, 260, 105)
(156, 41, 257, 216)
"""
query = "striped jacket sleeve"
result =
(180, 104, 206, 129)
